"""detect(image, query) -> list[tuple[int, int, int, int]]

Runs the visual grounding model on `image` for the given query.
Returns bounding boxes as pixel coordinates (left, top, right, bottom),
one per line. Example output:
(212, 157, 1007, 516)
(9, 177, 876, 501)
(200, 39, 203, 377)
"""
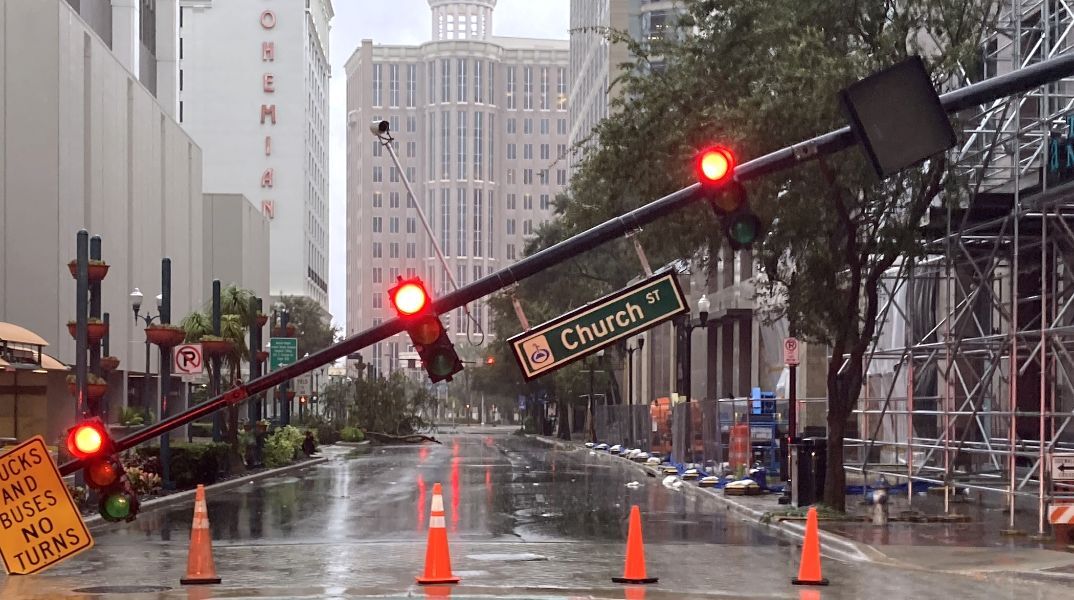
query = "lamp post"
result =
(129, 288, 162, 412)
(625, 338, 644, 447)
(586, 348, 606, 443)
(677, 294, 711, 464)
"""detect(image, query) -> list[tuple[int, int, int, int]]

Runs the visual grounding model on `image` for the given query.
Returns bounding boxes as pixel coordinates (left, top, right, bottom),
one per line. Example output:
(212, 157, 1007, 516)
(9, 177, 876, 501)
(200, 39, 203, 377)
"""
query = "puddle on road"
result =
(466, 553, 548, 562)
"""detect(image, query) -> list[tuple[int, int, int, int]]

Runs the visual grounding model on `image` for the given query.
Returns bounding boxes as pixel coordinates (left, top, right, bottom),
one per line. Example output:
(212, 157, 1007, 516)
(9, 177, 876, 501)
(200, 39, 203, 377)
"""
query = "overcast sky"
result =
(327, 0, 570, 330)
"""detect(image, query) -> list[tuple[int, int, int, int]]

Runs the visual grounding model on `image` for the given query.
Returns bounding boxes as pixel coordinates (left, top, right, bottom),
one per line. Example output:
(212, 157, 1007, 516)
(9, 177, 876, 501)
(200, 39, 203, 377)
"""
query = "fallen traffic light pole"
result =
(58, 51, 1074, 476)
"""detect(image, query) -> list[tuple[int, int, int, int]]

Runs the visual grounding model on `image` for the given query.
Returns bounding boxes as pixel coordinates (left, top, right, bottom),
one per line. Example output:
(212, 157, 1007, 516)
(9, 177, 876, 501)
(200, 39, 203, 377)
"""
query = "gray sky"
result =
(327, 0, 570, 331)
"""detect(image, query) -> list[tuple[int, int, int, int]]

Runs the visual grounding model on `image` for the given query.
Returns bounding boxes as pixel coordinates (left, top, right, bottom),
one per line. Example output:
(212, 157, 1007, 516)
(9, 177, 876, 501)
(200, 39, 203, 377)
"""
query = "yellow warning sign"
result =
(0, 436, 93, 574)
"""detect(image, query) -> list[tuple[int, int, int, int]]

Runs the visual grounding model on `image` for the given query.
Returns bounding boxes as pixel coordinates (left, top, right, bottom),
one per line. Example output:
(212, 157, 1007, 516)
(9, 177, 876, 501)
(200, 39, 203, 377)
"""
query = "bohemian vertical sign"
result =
(260, 3, 277, 221)
(509, 272, 687, 380)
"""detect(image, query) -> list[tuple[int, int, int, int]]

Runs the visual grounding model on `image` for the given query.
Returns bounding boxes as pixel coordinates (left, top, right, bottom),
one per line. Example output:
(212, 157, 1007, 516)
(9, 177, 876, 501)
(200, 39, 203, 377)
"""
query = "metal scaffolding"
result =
(844, 0, 1074, 534)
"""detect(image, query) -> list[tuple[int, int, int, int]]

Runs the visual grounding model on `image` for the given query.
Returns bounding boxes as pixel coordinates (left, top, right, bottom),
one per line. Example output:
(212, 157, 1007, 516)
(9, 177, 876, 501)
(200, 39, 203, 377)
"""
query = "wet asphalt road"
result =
(2, 429, 1071, 598)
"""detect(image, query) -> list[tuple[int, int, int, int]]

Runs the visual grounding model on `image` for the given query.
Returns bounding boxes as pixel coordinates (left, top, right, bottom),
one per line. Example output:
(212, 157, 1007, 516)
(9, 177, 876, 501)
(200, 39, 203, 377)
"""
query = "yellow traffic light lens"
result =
(68, 423, 104, 458)
(697, 147, 735, 184)
(86, 460, 120, 488)
(412, 315, 443, 346)
(392, 283, 428, 315)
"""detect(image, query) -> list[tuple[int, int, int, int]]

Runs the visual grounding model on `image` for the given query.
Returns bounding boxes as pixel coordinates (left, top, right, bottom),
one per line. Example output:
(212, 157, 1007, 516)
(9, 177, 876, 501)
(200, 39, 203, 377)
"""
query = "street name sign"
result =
(509, 272, 687, 380)
(0, 436, 94, 574)
(270, 337, 298, 371)
(1052, 453, 1074, 482)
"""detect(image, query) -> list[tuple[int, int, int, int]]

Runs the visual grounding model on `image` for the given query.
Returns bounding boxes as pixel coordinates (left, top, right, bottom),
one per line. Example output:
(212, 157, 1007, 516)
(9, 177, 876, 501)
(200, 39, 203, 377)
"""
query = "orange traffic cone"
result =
(417, 482, 460, 585)
(612, 505, 658, 584)
(791, 506, 828, 586)
(180, 485, 221, 585)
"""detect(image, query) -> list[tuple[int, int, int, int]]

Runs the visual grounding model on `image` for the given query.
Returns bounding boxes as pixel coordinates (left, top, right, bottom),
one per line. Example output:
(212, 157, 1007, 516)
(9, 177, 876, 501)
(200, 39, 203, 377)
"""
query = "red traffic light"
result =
(486, 356, 496, 365)
(389, 278, 430, 316)
(66, 419, 109, 459)
(695, 146, 736, 185)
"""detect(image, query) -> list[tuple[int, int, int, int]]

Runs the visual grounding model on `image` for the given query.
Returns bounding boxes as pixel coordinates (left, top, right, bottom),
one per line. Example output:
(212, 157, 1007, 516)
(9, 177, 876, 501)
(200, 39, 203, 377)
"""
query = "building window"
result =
(488, 62, 496, 105)
(540, 118, 549, 135)
(440, 111, 451, 179)
(373, 268, 382, 283)
(506, 67, 516, 109)
(557, 118, 567, 135)
(507, 118, 516, 134)
(488, 114, 496, 180)
(540, 67, 549, 110)
(440, 59, 451, 103)
(406, 63, 417, 107)
(457, 111, 468, 180)
(457, 188, 467, 256)
(507, 194, 516, 210)
(457, 58, 468, 102)
(473, 112, 484, 180)
(372, 141, 383, 157)
(540, 194, 550, 210)
(372, 192, 383, 208)
(373, 294, 382, 309)
(389, 63, 400, 107)
(507, 244, 516, 260)
(407, 166, 416, 182)
(488, 191, 495, 258)
(390, 192, 400, 208)
(524, 118, 533, 134)
(389, 217, 399, 233)
(428, 113, 437, 179)
(372, 63, 383, 107)
(540, 144, 549, 160)
(523, 67, 533, 110)
(407, 141, 417, 158)
(506, 169, 515, 184)
(523, 194, 533, 210)
(473, 189, 483, 257)
(524, 219, 533, 235)
(507, 144, 516, 160)
(390, 166, 400, 183)
(557, 67, 567, 110)
(427, 61, 435, 105)
(523, 169, 533, 185)
(390, 243, 400, 258)
(373, 243, 383, 258)
(407, 217, 416, 233)
(407, 116, 417, 132)
(507, 219, 516, 235)
(557, 169, 567, 186)
(373, 166, 383, 182)
(407, 242, 416, 258)
(440, 189, 451, 251)
(474, 60, 484, 103)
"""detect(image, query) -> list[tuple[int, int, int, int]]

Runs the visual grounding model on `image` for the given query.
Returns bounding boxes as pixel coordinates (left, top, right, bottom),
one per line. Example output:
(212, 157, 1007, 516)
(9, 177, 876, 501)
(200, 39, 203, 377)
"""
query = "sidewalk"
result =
(537, 435, 1074, 581)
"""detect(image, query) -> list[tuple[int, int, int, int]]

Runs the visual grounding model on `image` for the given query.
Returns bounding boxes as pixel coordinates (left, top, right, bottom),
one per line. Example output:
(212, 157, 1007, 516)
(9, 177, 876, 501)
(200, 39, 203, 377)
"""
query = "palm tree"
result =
(180, 286, 256, 468)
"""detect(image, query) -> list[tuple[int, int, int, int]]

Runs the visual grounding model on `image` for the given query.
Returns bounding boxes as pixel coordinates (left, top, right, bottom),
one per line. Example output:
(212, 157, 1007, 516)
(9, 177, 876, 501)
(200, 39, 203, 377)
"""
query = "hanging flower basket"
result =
(286, 390, 296, 399)
(100, 356, 121, 372)
(256, 314, 269, 328)
(67, 320, 108, 344)
(145, 324, 186, 347)
(67, 260, 110, 282)
(257, 351, 270, 363)
(200, 337, 234, 356)
(67, 381, 108, 401)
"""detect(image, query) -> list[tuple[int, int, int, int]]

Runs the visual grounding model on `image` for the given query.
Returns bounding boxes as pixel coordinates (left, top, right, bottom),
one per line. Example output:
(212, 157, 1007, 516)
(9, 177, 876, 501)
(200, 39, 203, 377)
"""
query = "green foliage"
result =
(348, 372, 434, 435)
(522, 417, 536, 434)
(119, 406, 146, 427)
(340, 427, 365, 443)
(278, 295, 339, 357)
(66, 483, 89, 509)
(263, 425, 304, 468)
(136, 442, 231, 488)
(124, 466, 162, 496)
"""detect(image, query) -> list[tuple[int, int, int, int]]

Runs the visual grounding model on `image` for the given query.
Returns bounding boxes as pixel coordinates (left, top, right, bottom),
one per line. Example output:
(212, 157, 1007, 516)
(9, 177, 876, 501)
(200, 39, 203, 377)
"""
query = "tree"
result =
(558, 0, 993, 510)
(278, 295, 339, 357)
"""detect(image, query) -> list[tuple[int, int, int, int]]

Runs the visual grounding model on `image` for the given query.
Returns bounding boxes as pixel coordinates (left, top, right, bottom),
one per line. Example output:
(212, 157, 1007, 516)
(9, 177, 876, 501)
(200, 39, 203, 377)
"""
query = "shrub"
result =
(136, 442, 230, 488)
(263, 425, 304, 468)
(315, 424, 341, 444)
(340, 427, 364, 443)
(523, 417, 536, 434)
(125, 466, 162, 496)
(119, 406, 145, 427)
(66, 483, 89, 508)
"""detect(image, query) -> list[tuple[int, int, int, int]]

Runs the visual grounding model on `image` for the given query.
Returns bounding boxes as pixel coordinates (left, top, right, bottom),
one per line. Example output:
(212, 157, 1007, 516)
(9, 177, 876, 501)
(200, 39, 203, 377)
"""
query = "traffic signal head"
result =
(389, 279, 429, 316)
(68, 418, 140, 522)
(66, 418, 109, 459)
(387, 277, 465, 383)
(485, 355, 496, 366)
(695, 146, 736, 187)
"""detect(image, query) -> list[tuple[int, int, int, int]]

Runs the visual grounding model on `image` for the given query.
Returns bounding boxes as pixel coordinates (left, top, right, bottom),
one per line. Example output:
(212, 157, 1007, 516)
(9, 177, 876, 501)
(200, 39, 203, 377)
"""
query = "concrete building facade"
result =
(178, 0, 333, 308)
(345, 0, 570, 376)
(0, 0, 207, 433)
(203, 193, 272, 308)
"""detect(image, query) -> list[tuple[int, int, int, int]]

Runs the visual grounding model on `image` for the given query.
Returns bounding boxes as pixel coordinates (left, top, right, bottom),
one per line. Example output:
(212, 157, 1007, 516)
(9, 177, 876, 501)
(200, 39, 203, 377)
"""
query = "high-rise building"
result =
(568, 0, 683, 166)
(177, 0, 333, 308)
(345, 0, 570, 376)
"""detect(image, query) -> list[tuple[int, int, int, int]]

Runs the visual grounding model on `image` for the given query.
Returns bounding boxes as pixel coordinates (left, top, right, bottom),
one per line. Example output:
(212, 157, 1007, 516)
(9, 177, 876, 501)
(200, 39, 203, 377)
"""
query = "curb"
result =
(537, 435, 875, 563)
(83, 456, 328, 529)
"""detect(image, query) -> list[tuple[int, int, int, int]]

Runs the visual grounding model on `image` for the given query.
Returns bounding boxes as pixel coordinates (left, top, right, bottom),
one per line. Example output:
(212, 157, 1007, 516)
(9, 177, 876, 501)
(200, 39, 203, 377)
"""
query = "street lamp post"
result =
(677, 294, 711, 464)
(272, 302, 290, 426)
(625, 338, 644, 447)
(129, 289, 162, 414)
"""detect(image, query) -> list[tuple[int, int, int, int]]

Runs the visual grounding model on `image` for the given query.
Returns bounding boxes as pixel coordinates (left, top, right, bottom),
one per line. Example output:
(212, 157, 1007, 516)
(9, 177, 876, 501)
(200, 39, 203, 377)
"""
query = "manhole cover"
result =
(73, 585, 172, 593)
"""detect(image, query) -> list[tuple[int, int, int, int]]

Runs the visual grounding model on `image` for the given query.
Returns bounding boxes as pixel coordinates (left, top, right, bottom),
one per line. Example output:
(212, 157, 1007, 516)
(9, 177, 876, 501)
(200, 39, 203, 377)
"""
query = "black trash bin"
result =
(795, 437, 827, 507)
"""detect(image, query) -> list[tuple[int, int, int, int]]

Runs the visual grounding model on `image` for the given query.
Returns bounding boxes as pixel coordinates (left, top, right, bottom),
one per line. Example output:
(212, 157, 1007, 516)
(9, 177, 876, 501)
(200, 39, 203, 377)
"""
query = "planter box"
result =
(68, 322, 108, 344)
(68, 382, 108, 400)
(100, 356, 121, 372)
(201, 339, 234, 355)
(256, 314, 269, 328)
(68, 261, 110, 282)
(145, 325, 186, 347)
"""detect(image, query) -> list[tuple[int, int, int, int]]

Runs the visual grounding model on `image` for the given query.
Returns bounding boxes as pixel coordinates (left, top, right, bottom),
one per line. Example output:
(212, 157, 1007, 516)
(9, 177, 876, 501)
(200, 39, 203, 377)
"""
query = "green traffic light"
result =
(427, 352, 458, 377)
(726, 212, 763, 247)
(100, 493, 133, 522)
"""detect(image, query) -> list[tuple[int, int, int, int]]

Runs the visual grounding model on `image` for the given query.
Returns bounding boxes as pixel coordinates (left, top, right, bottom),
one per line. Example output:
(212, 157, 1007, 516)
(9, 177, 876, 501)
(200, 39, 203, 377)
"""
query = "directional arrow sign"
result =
(509, 272, 687, 380)
(1052, 453, 1074, 482)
